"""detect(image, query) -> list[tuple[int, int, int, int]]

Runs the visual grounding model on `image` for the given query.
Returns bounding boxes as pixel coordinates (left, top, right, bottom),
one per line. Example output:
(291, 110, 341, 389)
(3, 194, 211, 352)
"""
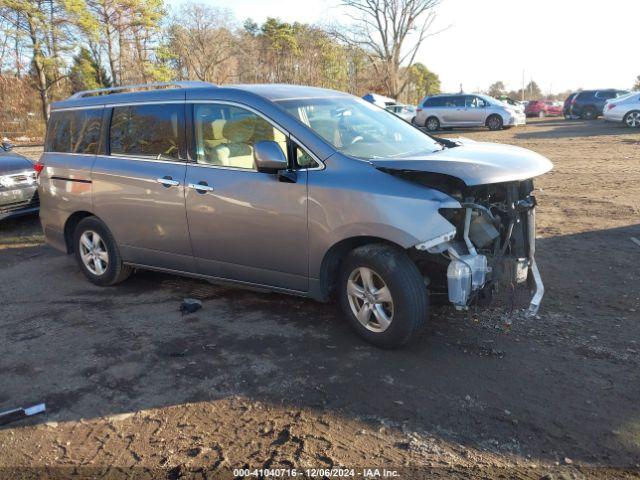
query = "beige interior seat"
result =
(253, 117, 288, 158)
(199, 115, 227, 165)
(205, 119, 227, 149)
(213, 117, 256, 169)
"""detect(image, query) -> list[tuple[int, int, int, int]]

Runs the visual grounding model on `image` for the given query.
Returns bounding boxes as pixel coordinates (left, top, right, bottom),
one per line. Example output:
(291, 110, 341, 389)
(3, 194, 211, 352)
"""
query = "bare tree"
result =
(339, 0, 442, 98)
(166, 3, 236, 84)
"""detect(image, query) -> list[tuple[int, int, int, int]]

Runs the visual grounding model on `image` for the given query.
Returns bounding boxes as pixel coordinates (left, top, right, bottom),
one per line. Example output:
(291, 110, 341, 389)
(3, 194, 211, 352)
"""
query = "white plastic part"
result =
(447, 258, 472, 306)
(415, 229, 457, 252)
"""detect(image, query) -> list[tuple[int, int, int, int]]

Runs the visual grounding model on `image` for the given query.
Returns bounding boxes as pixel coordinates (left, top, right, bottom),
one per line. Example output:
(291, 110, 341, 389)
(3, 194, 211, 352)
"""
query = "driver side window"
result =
(466, 96, 485, 108)
(194, 103, 289, 170)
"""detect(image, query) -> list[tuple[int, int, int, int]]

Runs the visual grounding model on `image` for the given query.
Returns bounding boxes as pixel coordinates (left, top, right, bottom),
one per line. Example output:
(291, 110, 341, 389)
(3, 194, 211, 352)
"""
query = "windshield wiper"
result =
(429, 135, 461, 149)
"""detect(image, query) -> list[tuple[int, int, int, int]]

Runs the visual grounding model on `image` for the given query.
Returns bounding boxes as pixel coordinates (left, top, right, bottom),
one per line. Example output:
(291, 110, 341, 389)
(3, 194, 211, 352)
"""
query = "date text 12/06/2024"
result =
(233, 468, 400, 478)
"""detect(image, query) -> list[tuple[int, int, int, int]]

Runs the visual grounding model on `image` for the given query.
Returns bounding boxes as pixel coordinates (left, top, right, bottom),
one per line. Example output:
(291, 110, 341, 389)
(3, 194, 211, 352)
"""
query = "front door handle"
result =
(157, 177, 180, 187)
(187, 182, 214, 193)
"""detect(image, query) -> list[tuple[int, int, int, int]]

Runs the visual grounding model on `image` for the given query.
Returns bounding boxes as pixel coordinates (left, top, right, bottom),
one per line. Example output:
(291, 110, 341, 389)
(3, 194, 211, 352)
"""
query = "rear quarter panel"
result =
(39, 152, 95, 252)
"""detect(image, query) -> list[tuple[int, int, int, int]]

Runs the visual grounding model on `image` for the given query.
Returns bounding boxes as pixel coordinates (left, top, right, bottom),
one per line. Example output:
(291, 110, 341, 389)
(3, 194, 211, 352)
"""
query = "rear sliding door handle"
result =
(187, 182, 214, 193)
(157, 177, 180, 187)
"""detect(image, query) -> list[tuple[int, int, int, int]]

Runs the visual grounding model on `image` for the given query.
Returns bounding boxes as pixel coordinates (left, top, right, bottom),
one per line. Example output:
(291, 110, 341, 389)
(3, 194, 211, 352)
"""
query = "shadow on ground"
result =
(513, 119, 637, 140)
(1, 213, 639, 468)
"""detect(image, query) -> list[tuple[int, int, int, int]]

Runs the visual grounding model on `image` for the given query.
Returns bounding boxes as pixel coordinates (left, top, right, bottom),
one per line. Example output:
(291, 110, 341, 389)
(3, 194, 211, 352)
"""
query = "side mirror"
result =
(1, 140, 14, 151)
(254, 140, 288, 173)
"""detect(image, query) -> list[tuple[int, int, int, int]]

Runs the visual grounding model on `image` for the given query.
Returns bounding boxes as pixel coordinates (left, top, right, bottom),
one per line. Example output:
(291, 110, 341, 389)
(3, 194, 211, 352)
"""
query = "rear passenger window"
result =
(424, 97, 444, 107)
(445, 96, 465, 107)
(109, 104, 184, 160)
(193, 103, 289, 170)
(46, 109, 102, 154)
(597, 91, 616, 99)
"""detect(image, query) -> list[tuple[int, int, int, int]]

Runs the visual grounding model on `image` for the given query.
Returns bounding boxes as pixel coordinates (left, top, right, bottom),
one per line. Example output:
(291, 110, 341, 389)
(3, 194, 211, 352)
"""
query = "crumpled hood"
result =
(0, 151, 33, 173)
(370, 140, 553, 186)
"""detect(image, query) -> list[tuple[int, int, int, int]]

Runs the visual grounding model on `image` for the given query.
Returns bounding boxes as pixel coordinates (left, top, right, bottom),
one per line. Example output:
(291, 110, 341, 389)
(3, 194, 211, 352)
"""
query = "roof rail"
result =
(68, 81, 215, 100)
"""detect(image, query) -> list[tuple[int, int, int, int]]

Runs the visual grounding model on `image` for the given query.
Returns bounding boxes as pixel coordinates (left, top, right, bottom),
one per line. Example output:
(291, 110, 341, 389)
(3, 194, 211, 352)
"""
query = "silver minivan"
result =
(415, 93, 527, 131)
(38, 82, 551, 348)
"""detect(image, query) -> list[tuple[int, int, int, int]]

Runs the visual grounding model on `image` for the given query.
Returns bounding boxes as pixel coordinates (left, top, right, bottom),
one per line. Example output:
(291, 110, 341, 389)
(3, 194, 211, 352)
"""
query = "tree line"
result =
(0, 0, 443, 138)
(486, 77, 640, 103)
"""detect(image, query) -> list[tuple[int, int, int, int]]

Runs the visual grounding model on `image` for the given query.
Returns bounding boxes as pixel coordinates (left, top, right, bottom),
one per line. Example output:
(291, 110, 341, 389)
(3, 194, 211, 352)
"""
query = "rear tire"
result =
(73, 216, 132, 286)
(425, 116, 440, 131)
(581, 106, 597, 120)
(338, 244, 428, 348)
(486, 114, 503, 131)
(624, 110, 640, 128)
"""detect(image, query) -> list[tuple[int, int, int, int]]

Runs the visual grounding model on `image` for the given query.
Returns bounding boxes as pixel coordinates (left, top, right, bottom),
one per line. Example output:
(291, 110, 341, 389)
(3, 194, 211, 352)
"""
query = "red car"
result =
(525, 100, 563, 118)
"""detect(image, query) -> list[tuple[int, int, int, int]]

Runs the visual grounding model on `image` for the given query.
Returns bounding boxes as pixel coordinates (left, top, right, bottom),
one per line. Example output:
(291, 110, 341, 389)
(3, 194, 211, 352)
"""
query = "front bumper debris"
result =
(438, 203, 544, 314)
(526, 207, 544, 316)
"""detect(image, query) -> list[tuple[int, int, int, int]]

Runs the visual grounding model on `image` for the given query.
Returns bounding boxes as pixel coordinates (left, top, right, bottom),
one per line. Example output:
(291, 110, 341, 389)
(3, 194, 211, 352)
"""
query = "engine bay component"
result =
(418, 180, 544, 314)
(446, 237, 490, 309)
(469, 213, 500, 248)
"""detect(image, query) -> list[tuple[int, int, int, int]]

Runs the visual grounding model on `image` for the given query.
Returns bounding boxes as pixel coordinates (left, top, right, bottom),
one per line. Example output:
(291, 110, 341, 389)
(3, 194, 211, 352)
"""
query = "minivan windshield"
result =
(277, 96, 441, 159)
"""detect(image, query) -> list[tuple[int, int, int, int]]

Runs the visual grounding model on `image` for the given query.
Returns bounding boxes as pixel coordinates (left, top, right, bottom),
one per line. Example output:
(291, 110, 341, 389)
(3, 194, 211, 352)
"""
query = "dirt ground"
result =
(1, 118, 639, 479)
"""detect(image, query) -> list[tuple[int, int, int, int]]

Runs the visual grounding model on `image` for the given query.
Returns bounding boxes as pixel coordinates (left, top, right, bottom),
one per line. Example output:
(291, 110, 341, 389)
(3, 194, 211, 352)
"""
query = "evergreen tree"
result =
(69, 47, 110, 92)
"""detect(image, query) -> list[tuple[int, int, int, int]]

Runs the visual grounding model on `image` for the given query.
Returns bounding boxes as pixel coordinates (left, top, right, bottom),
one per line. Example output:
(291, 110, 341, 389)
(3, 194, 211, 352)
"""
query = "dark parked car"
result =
(564, 89, 629, 119)
(0, 141, 39, 220)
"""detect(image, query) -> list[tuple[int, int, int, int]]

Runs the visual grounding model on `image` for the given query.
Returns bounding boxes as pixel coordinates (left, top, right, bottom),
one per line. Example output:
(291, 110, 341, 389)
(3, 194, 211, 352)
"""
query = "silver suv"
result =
(38, 82, 551, 348)
(415, 93, 526, 131)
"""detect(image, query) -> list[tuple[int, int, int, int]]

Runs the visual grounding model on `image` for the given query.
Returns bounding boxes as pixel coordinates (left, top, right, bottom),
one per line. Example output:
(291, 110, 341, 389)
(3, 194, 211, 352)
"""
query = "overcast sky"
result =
(167, 0, 638, 94)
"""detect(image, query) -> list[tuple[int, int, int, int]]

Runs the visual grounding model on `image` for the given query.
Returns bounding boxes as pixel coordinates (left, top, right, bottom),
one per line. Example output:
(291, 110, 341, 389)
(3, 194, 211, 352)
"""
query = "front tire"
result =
(624, 110, 640, 128)
(339, 244, 428, 348)
(486, 114, 503, 131)
(73, 216, 132, 286)
(425, 116, 440, 131)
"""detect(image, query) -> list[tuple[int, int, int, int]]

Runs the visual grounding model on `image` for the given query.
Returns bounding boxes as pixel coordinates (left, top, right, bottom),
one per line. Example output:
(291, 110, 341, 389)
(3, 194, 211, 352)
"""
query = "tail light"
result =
(33, 162, 44, 175)
(570, 98, 577, 105)
(607, 103, 616, 110)
(416, 107, 423, 112)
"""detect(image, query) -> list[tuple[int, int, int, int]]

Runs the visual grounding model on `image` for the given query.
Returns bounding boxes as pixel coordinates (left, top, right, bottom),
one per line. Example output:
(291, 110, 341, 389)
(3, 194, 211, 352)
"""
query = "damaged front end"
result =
(371, 140, 552, 315)
(412, 179, 544, 316)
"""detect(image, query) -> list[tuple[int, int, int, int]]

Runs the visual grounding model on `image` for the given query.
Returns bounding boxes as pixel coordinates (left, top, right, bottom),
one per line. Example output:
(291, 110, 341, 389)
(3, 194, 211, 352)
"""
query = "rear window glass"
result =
(109, 104, 184, 160)
(45, 109, 103, 154)
(424, 97, 445, 107)
(597, 91, 617, 99)
(577, 91, 595, 100)
(444, 96, 465, 107)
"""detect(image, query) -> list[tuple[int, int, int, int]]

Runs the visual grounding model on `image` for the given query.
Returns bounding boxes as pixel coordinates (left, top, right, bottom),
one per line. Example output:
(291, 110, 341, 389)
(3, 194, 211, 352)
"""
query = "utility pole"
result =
(521, 70, 525, 102)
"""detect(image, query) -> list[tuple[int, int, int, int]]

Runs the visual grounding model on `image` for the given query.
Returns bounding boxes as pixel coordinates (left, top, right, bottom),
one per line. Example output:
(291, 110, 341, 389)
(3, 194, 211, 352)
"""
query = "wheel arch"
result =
(63, 211, 97, 254)
(425, 115, 440, 129)
(486, 113, 504, 129)
(624, 109, 640, 127)
(317, 236, 407, 301)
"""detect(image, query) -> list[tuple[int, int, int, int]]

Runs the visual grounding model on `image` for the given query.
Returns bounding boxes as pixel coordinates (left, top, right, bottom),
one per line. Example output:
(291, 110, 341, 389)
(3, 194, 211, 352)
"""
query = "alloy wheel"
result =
(346, 267, 394, 333)
(625, 112, 640, 128)
(79, 230, 109, 275)
(488, 116, 502, 130)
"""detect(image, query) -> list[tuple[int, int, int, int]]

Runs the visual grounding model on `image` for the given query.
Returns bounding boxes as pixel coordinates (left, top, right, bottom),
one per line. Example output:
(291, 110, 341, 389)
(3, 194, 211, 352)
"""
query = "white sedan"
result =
(603, 92, 640, 128)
